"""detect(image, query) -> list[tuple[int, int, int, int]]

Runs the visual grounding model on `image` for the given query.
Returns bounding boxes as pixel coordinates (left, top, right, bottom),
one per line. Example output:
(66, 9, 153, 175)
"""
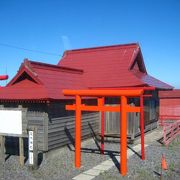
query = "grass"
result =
(168, 140, 180, 147)
(134, 168, 156, 180)
(169, 161, 175, 171)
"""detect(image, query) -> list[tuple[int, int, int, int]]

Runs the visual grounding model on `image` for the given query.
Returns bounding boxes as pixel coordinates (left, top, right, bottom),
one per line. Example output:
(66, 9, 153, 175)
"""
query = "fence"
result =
(162, 120, 180, 146)
(159, 115, 180, 126)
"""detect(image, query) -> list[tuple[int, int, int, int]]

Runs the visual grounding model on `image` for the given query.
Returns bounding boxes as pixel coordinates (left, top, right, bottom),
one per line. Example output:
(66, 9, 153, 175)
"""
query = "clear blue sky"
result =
(0, 0, 180, 88)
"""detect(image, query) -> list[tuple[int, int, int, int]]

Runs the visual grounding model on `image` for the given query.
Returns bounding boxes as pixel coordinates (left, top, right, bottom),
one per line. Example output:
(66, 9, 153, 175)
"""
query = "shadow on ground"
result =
(65, 122, 142, 172)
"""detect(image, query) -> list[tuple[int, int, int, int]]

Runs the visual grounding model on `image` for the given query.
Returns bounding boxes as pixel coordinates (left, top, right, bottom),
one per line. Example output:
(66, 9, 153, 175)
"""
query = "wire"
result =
(0, 42, 60, 56)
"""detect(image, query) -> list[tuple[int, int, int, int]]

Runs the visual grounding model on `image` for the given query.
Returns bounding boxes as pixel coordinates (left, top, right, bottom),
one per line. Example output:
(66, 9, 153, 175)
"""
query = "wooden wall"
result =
(47, 100, 99, 150)
(101, 91, 159, 140)
(103, 111, 140, 140)
(48, 113, 99, 150)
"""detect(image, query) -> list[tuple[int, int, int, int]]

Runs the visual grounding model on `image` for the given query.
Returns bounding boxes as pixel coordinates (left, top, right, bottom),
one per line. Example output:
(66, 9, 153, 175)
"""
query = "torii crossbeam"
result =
(63, 89, 145, 176)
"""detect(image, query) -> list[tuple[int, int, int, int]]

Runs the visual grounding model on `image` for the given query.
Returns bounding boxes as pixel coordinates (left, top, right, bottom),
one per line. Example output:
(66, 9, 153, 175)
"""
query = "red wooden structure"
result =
(63, 89, 145, 176)
(0, 75, 8, 87)
(0, 75, 8, 80)
(159, 90, 180, 145)
(159, 90, 180, 124)
(163, 120, 180, 146)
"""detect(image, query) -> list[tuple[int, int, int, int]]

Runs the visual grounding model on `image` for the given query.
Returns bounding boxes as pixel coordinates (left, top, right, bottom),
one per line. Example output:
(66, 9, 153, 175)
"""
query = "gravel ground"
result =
(0, 130, 180, 180)
(94, 138, 180, 180)
(1, 138, 111, 180)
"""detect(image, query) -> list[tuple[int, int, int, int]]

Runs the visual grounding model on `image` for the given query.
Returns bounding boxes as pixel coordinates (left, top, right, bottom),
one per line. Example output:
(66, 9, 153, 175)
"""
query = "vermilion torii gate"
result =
(63, 89, 145, 176)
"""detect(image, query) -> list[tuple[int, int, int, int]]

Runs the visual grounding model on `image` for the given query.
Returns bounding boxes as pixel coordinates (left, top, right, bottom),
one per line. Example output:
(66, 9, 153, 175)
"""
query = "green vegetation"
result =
(134, 169, 156, 180)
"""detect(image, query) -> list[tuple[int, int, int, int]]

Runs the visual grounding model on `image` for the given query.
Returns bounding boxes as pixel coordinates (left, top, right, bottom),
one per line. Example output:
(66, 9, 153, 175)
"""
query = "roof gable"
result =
(7, 60, 43, 87)
(130, 50, 147, 73)
(10, 71, 38, 85)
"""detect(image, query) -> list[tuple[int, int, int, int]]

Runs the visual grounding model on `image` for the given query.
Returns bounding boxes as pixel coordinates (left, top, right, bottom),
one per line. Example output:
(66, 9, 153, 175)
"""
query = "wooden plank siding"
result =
(101, 91, 159, 140)
(47, 100, 99, 150)
(47, 112, 99, 150)
(102, 111, 140, 140)
(27, 111, 48, 152)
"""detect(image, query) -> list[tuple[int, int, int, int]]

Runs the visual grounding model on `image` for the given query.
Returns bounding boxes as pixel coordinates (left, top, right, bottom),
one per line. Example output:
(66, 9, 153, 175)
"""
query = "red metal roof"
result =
(0, 43, 173, 101)
(133, 71, 173, 90)
(0, 82, 48, 100)
(0, 60, 85, 101)
(59, 43, 173, 89)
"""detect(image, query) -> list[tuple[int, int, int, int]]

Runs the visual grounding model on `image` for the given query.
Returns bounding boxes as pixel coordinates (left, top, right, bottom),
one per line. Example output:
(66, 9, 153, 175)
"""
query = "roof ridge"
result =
(26, 59, 84, 73)
(63, 43, 139, 55)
